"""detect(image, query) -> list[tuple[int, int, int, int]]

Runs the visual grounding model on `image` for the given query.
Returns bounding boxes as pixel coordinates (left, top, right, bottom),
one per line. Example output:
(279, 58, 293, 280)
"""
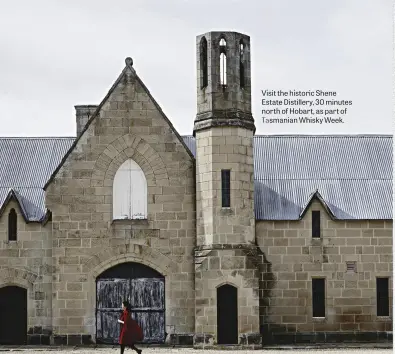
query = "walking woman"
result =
(118, 300, 143, 354)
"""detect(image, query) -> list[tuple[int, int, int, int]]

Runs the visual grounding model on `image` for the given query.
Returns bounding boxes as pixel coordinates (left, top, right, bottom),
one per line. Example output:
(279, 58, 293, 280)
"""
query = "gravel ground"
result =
(0, 349, 391, 354)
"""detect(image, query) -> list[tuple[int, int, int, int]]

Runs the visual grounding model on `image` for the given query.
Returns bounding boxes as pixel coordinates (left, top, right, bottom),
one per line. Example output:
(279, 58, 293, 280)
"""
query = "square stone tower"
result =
(193, 31, 261, 347)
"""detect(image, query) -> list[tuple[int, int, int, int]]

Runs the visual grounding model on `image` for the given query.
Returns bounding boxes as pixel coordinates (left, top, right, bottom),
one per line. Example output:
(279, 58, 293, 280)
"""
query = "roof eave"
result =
(41, 209, 52, 226)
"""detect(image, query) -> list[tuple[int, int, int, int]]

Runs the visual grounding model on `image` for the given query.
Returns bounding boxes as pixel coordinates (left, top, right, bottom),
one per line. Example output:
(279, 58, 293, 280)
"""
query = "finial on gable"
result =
(125, 57, 133, 66)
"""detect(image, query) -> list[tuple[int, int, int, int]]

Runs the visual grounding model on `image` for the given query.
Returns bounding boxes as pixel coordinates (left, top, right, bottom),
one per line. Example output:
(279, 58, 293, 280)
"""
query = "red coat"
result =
(119, 310, 144, 345)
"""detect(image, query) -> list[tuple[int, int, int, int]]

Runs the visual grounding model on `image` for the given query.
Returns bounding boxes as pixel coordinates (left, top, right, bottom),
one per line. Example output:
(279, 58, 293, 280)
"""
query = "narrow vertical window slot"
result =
(312, 278, 325, 317)
(221, 169, 231, 207)
(312, 210, 321, 238)
(200, 37, 208, 89)
(219, 38, 227, 87)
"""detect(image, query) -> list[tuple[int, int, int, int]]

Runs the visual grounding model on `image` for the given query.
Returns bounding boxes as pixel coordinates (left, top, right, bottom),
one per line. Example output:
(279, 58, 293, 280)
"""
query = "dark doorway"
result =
(0, 286, 27, 344)
(217, 284, 238, 344)
(96, 262, 165, 344)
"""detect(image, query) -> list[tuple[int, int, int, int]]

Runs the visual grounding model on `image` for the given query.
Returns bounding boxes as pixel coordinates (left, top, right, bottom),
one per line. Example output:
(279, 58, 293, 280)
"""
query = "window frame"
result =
(112, 159, 148, 220)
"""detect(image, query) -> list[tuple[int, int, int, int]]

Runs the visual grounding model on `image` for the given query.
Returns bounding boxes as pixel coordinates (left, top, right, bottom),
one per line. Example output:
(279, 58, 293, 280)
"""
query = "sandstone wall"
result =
(45, 64, 196, 344)
(0, 200, 52, 343)
(194, 126, 260, 347)
(256, 200, 393, 337)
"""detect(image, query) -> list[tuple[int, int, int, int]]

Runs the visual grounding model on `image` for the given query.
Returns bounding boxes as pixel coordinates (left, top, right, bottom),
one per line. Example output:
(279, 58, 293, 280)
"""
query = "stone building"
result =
(0, 31, 392, 347)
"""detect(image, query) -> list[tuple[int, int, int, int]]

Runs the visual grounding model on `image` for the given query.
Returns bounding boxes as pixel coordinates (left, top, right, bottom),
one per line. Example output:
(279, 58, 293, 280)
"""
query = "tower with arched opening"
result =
(193, 31, 261, 346)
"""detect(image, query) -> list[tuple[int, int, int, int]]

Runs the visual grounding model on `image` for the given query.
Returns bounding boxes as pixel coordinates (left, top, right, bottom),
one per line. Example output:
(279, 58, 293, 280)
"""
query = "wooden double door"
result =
(96, 262, 165, 344)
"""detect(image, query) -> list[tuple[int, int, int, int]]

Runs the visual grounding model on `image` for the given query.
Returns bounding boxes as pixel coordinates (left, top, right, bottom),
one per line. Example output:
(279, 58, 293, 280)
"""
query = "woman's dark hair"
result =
(122, 300, 132, 311)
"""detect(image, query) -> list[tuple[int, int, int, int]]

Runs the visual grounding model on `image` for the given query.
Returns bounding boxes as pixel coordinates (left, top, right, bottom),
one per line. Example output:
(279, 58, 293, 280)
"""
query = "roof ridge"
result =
(252, 134, 393, 138)
(0, 136, 75, 139)
(182, 134, 392, 138)
(0, 186, 45, 188)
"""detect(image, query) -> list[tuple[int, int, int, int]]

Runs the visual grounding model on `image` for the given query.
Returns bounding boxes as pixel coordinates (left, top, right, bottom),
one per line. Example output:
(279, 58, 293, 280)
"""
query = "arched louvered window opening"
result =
(219, 37, 227, 86)
(200, 37, 208, 89)
(8, 208, 17, 241)
(239, 40, 245, 88)
(113, 159, 147, 220)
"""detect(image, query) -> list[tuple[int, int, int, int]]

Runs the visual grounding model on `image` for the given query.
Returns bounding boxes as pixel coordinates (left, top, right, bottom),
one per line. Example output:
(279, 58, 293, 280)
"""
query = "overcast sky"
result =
(0, 0, 392, 137)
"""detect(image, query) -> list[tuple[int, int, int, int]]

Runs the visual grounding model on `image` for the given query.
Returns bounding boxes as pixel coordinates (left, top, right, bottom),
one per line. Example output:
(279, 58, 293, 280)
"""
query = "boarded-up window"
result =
(376, 277, 390, 316)
(312, 210, 320, 238)
(312, 278, 325, 317)
(113, 159, 147, 219)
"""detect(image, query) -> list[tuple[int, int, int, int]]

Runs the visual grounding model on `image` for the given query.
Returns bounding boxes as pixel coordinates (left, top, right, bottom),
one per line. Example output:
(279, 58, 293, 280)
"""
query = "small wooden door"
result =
(0, 286, 27, 344)
(217, 284, 238, 344)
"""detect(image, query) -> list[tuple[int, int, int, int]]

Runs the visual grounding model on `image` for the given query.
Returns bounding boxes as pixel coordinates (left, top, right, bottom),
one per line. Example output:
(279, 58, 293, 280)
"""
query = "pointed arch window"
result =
(219, 37, 227, 86)
(113, 159, 147, 220)
(8, 208, 17, 241)
(200, 37, 208, 89)
(239, 40, 245, 88)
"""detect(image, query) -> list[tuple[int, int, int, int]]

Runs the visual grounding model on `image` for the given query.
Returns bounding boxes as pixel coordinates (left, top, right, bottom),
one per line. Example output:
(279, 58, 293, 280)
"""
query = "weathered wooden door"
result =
(96, 262, 165, 344)
(0, 286, 27, 344)
(217, 284, 238, 344)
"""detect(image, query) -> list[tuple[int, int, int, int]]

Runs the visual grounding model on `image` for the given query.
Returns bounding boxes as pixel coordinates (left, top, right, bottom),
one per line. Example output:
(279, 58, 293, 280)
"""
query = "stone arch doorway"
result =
(96, 262, 165, 344)
(0, 286, 27, 344)
(217, 284, 238, 344)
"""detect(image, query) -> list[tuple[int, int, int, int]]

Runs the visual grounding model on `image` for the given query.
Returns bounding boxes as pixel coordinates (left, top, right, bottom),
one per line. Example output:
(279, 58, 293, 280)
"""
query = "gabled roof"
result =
(0, 189, 29, 222)
(0, 137, 74, 221)
(185, 135, 393, 220)
(44, 58, 194, 191)
(299, 189, 336, 219)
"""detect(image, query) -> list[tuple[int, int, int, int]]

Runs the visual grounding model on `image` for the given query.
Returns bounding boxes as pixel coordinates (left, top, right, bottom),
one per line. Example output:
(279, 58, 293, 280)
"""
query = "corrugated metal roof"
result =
(0, 135, 391, 221)
(182, 135, 393, 220)
(0, 137, 74, 187)
(182, 136, 196, 157)
(0, 138, 74, 221)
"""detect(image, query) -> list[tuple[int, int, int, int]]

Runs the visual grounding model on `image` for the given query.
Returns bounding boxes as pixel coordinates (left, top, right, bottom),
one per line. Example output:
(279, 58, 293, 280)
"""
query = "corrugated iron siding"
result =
(0, 138, 74, 221)
(182, 135, 393, 220)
